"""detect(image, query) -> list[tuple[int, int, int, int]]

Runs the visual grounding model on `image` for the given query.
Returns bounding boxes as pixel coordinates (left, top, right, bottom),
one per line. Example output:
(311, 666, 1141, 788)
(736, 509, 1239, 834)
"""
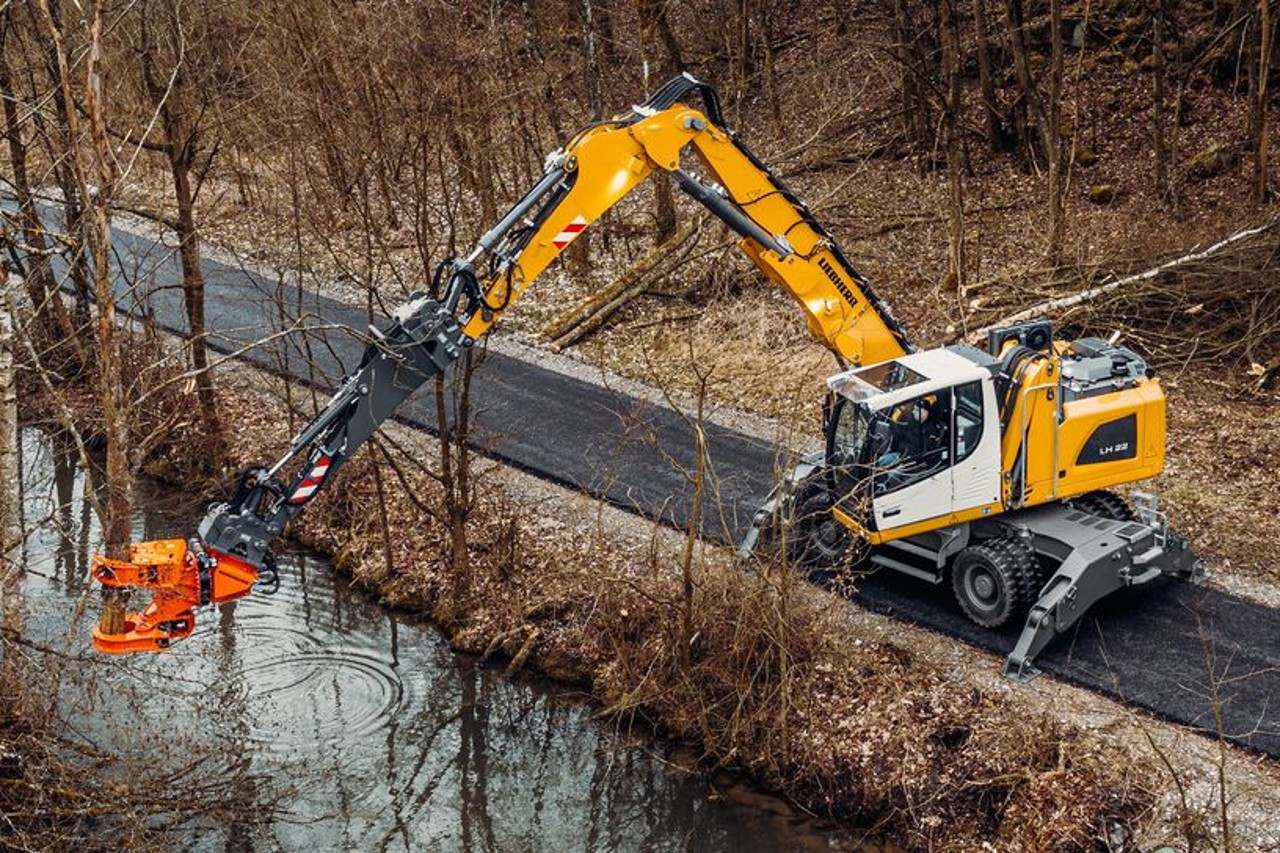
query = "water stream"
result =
(14, 428, 863, 852)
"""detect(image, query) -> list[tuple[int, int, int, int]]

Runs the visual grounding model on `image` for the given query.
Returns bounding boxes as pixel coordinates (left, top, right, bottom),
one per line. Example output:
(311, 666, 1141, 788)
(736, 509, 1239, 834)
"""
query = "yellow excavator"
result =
(91, 74, 1203, 678)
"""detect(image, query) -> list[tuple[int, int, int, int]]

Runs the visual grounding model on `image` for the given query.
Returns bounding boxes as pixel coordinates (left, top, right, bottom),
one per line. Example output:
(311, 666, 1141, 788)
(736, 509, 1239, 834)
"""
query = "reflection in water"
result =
(17, 428, 859, 851)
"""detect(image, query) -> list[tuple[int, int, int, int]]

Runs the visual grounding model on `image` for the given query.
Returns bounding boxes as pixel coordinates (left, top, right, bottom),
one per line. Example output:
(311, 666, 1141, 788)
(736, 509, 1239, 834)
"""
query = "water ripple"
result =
(236, 649, 405, 746)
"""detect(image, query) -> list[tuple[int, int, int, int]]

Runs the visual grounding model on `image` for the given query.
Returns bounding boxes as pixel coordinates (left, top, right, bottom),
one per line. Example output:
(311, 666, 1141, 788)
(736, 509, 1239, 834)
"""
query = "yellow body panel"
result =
(994, 355, 1166, 511)
(835, 501, 1006, 546)
(1048, 378, 1166, 500)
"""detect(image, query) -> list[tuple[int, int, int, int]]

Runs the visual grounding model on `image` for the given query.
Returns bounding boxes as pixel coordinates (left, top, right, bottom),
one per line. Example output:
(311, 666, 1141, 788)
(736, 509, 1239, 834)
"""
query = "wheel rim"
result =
(812, 518, 846, 561)
(792, 510, 847, 566)
(961, 563, 1004, 615)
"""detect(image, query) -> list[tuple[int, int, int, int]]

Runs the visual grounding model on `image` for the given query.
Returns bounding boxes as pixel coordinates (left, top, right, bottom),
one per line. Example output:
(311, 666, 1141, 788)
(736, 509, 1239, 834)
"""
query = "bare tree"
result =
(1046, 0, 1066, 259)
(1253, 0, 1275, 204)
(0, 5, 85, 374)
(33, 0, 133, 631)
(635, 0, 685, 243)
(1004, 0, 1065, 260)
(122, 0, 230, 452)
(0, 264, 22, 685)
(973, 0, 1010, 151)
(891, 0, 931, 147)
(941, 0, 968, 294)
(435, 350, 478, 627)
(1153, 0, 1172, 206)
(27, 0, 93, 327)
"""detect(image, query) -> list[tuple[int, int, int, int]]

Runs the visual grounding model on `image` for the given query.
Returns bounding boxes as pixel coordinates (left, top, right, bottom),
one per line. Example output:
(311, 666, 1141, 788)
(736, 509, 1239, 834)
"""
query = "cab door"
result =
(870, 390, 954, 530)
(827, 396, 874, 524)
(949, 379, 1002, 513)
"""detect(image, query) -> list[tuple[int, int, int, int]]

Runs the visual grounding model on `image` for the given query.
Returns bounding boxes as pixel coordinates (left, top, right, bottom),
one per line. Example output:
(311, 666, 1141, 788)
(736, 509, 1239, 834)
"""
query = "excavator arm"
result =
(92, 74, 913, 653)
(452, 74, 912, 365)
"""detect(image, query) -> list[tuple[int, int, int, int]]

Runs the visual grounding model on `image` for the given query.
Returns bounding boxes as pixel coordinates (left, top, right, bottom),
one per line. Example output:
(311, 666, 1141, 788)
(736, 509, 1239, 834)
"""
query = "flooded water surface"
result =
(16, 428, 861, 852)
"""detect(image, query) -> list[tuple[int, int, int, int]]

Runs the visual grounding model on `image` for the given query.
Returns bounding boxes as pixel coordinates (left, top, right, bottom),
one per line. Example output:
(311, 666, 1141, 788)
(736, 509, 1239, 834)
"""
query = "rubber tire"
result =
(786, 489, 850, 573)
(1069, 490, 1137, 522)
(950, 538, 1038, 629)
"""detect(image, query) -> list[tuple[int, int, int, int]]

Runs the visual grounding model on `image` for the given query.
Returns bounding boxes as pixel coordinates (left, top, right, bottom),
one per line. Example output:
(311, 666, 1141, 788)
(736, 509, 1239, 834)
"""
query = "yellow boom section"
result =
(458, 76, 913, 368)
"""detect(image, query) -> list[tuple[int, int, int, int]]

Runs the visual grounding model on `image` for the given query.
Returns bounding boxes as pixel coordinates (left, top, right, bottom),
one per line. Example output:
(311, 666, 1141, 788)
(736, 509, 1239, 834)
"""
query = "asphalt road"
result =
(15, 208, 1279, 757)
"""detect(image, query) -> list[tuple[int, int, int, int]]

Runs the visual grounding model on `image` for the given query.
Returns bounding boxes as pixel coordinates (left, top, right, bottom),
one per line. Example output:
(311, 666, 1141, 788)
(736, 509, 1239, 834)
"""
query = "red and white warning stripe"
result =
(551, 216, 589, 250)
(291, 456, 332, 503)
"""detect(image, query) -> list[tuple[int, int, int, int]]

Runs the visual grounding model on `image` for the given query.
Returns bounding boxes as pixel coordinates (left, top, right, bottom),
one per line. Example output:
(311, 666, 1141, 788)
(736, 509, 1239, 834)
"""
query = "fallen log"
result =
(543, 220, 700, 350)
(968, 219, 1278, 343)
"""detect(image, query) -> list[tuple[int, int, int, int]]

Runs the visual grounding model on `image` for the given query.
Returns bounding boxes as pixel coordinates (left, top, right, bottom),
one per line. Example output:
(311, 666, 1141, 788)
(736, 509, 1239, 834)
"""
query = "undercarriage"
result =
(741, 473, 1206, 678)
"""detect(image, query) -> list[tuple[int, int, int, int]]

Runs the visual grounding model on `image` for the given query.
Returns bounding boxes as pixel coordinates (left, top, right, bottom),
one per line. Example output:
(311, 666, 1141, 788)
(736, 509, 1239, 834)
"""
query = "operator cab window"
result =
(829, 399, 880, 507)
(855, 361, 926, 393)
(953, 381, 984, 463)
(832, 400, 871, 465)
(874, 390, 953, 495)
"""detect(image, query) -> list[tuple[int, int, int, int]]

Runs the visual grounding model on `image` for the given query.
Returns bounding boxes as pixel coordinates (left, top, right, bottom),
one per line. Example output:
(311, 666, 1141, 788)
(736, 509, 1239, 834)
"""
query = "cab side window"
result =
(954, 381, 984, 463)
(874, 391, 953, 494)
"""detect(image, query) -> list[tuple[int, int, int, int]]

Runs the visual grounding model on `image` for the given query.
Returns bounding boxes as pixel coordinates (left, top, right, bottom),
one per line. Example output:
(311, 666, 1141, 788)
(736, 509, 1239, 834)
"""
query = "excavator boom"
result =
(91, 74, 913, 653)
(453, 75, 912, 366)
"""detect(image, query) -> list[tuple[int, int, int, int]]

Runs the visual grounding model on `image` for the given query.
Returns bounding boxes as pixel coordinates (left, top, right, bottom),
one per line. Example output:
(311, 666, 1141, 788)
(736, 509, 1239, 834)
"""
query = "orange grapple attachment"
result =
(91, 539, 259, 654)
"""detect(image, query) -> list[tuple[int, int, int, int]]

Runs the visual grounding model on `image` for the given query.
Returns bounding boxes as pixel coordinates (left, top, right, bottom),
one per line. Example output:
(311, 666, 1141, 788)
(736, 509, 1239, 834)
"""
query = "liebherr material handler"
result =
(91, 75, 1203, 678)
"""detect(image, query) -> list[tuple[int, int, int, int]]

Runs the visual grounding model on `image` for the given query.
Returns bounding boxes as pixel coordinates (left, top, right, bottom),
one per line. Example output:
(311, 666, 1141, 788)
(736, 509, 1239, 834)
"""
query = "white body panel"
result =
(873, 467, 953, 528)
(847, 353, 1003, 534)
(951, 380, 1003, 511)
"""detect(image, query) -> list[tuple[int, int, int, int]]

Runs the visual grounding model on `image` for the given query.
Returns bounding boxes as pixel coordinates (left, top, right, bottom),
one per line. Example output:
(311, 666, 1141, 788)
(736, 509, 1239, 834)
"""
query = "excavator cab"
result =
(823, 347, 1004, 540)
(778, 342, 1203, 679)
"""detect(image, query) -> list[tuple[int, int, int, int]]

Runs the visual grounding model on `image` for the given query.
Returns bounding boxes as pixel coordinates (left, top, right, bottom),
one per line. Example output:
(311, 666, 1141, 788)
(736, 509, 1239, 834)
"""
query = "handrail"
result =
(1015, 381, 1061, 507)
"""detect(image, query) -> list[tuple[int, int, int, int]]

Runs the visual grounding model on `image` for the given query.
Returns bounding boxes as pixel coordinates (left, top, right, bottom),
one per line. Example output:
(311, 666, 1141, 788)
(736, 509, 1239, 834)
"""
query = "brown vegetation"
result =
(3, 0, 1280, 848)
(182, 373, 1149, 852)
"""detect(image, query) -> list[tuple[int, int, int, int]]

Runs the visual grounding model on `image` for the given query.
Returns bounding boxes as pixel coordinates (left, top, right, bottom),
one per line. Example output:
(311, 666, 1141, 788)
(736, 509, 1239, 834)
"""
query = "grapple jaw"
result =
(91, 538, 262, 654)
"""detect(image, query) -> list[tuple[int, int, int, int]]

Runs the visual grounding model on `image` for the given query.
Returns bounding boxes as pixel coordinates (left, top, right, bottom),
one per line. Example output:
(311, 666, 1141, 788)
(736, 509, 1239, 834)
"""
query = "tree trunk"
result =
(0, 8, 84, 373)
(137, 1, 222, 449)
(170, 139, 222, 443)
(581, 0, 603, 120)
(1046, 0, 1065, 260)
(1006, 0, 1065, 257)
(435, 349, 475, 627)
(678, 388, 706, 674)
(973, 0, 1008, 150)
(1004, 0, 1050, 160)
(1255, 0, 1274, 204)
(1, 271, 23, 682)
(635, 0, 684, 243)
(893, 0, 928, 145)
(91, 13, 131, 637)
(35, 0, 93, 327)
(942, 0, 968, 293)
(39, 0, 132, 630)
(1154, 0, 1171, 206)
